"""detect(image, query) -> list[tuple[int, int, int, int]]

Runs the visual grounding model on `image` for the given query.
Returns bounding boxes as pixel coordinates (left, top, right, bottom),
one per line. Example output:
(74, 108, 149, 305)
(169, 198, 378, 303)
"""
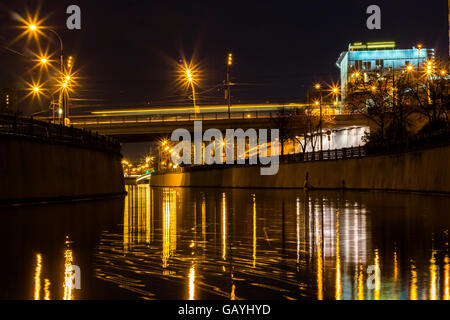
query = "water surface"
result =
(0, 186, 449, 300)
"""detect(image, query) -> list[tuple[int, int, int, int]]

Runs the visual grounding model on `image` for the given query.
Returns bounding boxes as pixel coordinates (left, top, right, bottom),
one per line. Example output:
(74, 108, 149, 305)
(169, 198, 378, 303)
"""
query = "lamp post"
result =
(28, 24, 69, 125)
(185, 68, 199, 114)
(417, 44, 422, 73)
(315, 83, 323, 151)
(226, 53, 232, 119)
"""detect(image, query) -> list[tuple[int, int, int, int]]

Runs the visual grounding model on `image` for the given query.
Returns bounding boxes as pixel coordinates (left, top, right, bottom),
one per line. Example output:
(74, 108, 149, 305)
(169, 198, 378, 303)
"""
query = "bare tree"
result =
(270, 107, 297, 155)
(344, 71, 395, 142)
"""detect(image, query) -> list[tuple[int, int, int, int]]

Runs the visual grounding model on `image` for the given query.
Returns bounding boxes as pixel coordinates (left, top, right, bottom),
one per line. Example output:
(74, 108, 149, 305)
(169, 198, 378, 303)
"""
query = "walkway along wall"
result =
(150, 144, 450, 194)
(0, 115, 125, 205)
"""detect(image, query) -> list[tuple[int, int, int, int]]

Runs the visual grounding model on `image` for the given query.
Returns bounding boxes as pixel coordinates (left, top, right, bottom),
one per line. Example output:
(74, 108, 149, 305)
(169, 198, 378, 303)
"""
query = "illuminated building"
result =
(336, 41, 434, 99)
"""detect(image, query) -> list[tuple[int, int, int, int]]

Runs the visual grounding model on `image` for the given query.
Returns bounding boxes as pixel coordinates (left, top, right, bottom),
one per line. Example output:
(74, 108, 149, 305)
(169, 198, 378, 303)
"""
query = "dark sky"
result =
(0, 0, 449, 115)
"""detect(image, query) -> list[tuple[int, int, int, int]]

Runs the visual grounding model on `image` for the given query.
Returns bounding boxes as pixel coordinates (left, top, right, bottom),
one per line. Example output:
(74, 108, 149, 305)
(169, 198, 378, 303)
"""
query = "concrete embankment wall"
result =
(151, 145, 450, 194)
(0, 136, 125, 204)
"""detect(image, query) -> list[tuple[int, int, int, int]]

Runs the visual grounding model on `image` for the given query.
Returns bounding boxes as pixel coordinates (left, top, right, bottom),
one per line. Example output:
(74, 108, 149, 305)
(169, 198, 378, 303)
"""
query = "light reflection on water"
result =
(0, 186, 449, 300)
(93, 185, 450, 300)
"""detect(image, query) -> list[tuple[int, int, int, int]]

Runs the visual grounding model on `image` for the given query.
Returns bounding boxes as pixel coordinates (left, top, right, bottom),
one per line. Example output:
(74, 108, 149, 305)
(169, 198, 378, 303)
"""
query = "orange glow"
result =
(227, 53, 233, 66)
(34, 254, 42, 300)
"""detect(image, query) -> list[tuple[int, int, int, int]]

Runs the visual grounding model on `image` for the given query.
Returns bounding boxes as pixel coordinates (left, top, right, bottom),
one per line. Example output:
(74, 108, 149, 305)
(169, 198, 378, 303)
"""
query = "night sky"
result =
(1, 0, 449, 160)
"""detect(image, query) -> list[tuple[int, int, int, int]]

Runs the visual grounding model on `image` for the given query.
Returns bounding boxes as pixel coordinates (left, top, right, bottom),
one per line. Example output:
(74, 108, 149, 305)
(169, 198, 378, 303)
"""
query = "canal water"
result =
(0, 186, 449, 300)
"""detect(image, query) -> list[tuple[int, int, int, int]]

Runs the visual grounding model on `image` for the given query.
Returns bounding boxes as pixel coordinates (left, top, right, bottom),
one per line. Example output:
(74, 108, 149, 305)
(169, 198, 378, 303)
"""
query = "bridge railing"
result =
(153, 146, 366, 175)
(0, 113, 121, 154)
(71, 110, 343, 126)
(69, 111, 356, 126)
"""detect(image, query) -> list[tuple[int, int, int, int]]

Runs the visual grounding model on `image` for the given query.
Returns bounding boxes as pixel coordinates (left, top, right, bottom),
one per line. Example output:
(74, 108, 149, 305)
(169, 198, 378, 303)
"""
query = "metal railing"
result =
(69, 111, 353, 126)
(69, 111, 278, 126)
(0, 113, 121, 154)
(154, 146, 366, 175)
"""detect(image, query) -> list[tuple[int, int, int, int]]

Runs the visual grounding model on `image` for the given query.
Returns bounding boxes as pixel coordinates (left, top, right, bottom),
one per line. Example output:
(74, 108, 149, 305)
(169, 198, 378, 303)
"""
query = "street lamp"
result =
(331, 86, 340, 108)
(417, 44, 422, 72)
(28, 23, 69, 125)
(314, 83, 324, 151)
(185, 68, 199, 114)
(226, 53, 233, 119)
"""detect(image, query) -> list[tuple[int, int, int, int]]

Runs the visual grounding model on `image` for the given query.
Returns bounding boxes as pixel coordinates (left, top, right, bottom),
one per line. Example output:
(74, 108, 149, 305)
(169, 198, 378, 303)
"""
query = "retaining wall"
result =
(0, 136, 125, 204)
(150, 145, 450, 194)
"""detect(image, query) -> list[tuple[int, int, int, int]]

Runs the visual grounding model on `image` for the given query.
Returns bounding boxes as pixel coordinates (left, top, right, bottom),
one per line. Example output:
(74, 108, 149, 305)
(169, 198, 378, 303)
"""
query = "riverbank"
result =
(151, 143, 450, 194)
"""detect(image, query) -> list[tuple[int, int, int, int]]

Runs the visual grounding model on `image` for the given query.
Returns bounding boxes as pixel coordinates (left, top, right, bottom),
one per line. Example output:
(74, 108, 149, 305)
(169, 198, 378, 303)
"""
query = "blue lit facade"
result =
(336, 42, 435, 98)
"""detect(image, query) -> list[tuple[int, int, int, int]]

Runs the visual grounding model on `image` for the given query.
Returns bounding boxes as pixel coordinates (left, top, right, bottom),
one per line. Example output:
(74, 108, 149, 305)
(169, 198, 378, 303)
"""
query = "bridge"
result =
(65, 104, 371, 142)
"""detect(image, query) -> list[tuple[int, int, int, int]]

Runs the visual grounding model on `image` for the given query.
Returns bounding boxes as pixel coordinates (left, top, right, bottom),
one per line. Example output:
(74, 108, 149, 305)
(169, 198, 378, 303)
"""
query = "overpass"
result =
(67, 105, 370, 142)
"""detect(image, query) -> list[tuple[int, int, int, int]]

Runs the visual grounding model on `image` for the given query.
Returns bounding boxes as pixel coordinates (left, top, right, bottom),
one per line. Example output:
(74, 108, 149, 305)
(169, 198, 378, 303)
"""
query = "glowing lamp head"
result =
(227, 53, 233, 66)
(33, 87, 39, 92)
(40, 58, 47, 64)
(407, 65, 413, 71)
(332, 87, 339, 93)
(62, 82, 67, 88)
(186, 69, 193, 82)
(29, 24, 37, 30)
(315, 84, 321, 90)
(66, 75, 71, 80)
